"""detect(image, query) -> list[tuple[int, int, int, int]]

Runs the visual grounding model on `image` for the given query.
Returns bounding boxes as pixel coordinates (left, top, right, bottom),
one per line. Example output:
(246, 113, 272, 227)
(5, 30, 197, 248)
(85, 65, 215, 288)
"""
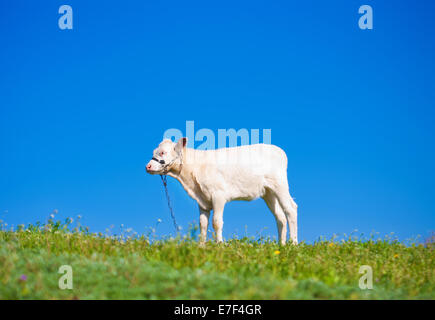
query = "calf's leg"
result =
(212, 197, 226, 243)
(274, 187, 298, 244)
(199, 206, 210, 244)
(263, 191, 288, 245)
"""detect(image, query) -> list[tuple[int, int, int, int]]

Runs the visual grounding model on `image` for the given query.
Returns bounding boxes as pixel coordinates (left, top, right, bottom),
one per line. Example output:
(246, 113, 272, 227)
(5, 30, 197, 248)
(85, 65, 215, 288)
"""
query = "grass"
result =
(0, 217, 434, 299)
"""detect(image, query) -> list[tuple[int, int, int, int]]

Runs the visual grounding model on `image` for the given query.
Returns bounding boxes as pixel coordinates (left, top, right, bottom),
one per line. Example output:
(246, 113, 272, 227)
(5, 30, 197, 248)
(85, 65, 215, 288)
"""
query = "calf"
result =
(146, 137, 298, 245)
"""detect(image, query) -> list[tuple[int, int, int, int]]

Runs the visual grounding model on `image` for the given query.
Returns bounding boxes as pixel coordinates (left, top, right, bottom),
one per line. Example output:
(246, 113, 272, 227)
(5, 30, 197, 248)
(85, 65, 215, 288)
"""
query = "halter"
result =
(151, 157, 165, 165)
(150, 149, 183, 175)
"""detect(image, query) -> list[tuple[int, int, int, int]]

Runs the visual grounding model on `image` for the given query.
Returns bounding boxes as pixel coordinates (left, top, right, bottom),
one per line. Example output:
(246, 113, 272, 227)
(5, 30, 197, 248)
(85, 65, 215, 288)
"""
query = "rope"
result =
(160, 175, 179, 232)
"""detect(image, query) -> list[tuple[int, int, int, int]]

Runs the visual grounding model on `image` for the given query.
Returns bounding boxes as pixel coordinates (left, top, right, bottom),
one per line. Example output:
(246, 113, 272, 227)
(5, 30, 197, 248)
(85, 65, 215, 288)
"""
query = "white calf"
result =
(146, 137, 298, 245)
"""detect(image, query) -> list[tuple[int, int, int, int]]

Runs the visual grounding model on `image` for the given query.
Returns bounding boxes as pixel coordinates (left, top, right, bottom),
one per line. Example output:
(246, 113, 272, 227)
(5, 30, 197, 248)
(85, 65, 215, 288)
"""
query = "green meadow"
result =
(0, 218, 434, 299)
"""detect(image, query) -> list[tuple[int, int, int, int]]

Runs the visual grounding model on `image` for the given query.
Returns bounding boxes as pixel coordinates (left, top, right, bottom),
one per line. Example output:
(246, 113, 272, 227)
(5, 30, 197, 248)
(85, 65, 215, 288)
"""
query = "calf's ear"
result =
(175, 137, 188, 153)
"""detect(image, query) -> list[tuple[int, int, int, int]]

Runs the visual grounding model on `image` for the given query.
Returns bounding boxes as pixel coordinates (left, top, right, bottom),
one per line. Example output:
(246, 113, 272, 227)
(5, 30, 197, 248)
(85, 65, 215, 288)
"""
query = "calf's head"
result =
(146, 137, 187, 174)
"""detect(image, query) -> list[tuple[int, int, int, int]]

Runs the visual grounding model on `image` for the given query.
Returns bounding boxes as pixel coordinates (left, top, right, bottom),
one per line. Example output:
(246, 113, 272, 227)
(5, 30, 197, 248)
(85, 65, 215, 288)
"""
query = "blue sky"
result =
(1, 0, 434, 242)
